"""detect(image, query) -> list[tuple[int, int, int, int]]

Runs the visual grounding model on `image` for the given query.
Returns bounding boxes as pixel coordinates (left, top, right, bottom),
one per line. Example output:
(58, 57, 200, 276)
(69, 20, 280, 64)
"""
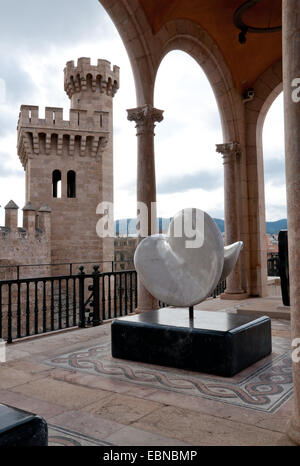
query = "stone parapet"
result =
(1, 201, 51, 238)
(64, 57, 120, 99)
(18, 106, 110, 132)
(17, 106, 109, 167)
(0, 202, 52, 281)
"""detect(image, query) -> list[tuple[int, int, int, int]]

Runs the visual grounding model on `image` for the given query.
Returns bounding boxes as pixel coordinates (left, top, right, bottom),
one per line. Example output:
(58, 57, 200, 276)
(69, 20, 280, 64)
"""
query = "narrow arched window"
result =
(67, 170, 76, 198)
(52, 170, 62, 198)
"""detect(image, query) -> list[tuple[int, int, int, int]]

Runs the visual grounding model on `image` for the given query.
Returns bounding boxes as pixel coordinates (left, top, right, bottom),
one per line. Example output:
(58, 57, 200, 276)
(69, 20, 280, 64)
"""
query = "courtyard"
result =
(0, 0, 300, 448)
(0, 295, 296, 446)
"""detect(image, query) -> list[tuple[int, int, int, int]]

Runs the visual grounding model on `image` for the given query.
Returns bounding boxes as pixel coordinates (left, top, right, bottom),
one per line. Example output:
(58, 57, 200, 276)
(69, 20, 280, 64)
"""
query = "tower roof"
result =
(38, 204, 52, 213)
(64, 57, 120, 99)
(23, 201, 36, 211)
(5, 200, 19, 210)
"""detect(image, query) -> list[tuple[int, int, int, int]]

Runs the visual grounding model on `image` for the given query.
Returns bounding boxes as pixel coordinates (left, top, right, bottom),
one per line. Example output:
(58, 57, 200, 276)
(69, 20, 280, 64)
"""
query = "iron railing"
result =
(159, 279, 227, 308)
(210, 280, 227, 298)
(0, 266, 137, 343)
(0, 260, 135, 280)
(0, 266, 225, 343)
(267, 253, 280, 277)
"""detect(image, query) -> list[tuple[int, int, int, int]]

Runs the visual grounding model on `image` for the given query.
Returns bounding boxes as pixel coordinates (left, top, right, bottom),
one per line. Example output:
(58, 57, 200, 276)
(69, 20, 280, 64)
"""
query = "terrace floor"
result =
(0, 295, 297, 446)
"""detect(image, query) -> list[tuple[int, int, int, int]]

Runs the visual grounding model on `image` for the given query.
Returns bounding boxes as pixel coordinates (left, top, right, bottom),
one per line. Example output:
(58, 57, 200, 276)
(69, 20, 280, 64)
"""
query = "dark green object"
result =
(278, 230, 290, 306)
(112, 309, 272, 377)
(0, 404, 48, 446)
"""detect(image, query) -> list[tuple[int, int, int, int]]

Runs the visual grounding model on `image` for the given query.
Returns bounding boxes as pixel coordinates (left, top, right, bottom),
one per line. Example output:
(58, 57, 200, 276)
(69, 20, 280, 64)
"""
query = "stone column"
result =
(216, 142, 248, 299)
(127, 104, 164, 312)
(283, 0, 300, 445)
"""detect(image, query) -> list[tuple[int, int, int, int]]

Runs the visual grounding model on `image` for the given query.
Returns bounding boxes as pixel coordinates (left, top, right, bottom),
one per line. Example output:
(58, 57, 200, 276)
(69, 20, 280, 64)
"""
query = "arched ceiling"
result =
(139, 0, 282, 93)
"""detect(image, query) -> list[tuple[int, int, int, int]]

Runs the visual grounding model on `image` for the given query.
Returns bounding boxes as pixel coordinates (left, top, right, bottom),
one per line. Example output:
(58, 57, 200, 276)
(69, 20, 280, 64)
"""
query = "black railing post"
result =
(0, 284, 2, 340)
(7, 283, 12, 343)
(279, 230, 290, 306)
(78, 266, 86, 328)
(92, 266, 101, 327)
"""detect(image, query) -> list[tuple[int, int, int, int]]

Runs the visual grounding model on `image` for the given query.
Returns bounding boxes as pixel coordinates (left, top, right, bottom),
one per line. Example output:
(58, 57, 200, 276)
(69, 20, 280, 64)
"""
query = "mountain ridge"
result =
(115, 218, 287, 236)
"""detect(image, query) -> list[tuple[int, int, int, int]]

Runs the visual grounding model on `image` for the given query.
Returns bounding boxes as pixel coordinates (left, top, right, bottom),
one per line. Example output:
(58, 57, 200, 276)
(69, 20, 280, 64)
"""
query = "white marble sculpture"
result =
(134, 208, 243, 307)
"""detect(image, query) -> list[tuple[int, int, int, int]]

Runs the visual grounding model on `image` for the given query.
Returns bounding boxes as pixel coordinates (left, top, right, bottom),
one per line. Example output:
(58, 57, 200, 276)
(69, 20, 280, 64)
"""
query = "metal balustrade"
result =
(0, 266, 138, 343)
(267, 253, 280, 277)
(0, 266, 224, 343)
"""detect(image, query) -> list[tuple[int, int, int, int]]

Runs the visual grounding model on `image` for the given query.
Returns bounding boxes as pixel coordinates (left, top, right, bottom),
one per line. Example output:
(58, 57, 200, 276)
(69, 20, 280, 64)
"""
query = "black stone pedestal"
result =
(111, 308, 272, 377)
(0, 404, 48, 446)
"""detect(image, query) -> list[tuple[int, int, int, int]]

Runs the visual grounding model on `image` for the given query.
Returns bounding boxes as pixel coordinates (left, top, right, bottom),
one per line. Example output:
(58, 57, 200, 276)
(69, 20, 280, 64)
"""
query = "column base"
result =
(277, 305, 290, 311)
(220, 292, 249, 301)
(287, 417, 300, 445)
(135, 306, 159, 314)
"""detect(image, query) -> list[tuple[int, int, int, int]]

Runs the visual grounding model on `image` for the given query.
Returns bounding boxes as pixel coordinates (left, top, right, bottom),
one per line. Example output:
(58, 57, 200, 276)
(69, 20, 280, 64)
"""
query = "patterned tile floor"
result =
(48, 425, 114, 446)
(46, 336, 293, 414)
(0, 298, 297, 446)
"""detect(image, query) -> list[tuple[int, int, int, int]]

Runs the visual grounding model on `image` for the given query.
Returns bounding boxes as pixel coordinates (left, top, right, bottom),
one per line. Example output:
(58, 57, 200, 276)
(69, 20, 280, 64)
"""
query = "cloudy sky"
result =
(0, 0, 286, 226)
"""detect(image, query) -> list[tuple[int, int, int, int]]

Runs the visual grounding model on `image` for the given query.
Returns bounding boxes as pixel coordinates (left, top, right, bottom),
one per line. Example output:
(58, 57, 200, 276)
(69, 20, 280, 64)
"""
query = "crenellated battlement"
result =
(17, 106, 109, 167)
(0, 202, 52, 280)
(64, 57, 120, 99)
(18, 106, 109, 132)
(0, 201, 51, 237)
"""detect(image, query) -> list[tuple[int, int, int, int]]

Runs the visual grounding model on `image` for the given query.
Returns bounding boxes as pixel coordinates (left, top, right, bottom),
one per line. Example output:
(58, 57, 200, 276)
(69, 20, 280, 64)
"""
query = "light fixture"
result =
(234, 0, 282, 44)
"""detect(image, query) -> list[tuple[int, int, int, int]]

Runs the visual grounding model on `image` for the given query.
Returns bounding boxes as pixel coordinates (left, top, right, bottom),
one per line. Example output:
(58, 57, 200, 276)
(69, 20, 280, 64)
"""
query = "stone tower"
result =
(17, 57, 120, 269)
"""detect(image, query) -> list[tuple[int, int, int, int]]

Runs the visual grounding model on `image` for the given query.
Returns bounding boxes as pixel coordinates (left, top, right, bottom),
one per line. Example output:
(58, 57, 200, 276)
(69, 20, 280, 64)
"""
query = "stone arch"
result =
(67, 170, 76, 199)
(99, 1, 239, 142)
(52, 170, 62, 199)
(153, 20, 240, 142)
(152, 20, 252, 296)
(99, 0, 157, 105)
(245, 59, 282, 296)
(99, 0, 255, 296)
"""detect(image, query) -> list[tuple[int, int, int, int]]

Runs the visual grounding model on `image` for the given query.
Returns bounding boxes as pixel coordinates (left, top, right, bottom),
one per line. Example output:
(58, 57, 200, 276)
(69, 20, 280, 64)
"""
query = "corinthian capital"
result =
(127, 104, 164, 135)
(216, 142, 241, 164)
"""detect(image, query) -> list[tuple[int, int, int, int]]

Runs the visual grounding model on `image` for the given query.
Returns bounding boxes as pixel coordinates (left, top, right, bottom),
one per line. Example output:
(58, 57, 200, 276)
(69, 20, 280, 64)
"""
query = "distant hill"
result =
(266, 219, 287, 235)
(115, 218, 287, 236)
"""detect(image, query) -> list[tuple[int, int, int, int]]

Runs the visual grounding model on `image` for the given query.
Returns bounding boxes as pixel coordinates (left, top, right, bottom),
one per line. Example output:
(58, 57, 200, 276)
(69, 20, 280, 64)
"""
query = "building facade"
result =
(0, 57, 120, 278)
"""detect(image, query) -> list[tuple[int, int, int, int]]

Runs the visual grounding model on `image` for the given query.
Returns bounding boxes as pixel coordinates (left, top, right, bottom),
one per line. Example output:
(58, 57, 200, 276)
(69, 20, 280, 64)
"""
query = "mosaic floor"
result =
(45, 335, 293, 414)
(48, 425, 113, 446)
(1, 300, 295, 446)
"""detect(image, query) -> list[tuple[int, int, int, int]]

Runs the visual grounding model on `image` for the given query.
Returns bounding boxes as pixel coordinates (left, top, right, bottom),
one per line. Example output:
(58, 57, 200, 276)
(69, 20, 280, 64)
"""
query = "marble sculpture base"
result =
(0, 404, 48, 447)
(111, 308, 272, 377)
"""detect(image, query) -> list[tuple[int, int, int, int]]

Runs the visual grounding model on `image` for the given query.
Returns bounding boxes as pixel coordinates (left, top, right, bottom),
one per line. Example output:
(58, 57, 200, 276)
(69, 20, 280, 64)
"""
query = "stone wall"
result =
(114, 237, 139, 271)
(17, 58, 120, 271)
(0, 201, 51, 280)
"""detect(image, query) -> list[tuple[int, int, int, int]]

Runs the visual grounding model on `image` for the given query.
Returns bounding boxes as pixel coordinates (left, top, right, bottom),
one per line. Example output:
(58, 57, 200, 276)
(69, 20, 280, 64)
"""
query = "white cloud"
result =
(263, 93, 286, 221)
(0, 2, 286, 228)
(154, 51, 224, 218)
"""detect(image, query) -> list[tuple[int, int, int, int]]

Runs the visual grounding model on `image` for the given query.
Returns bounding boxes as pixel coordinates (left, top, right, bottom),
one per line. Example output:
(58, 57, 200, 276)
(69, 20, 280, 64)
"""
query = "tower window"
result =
(52, 170, 62, 198)
(67, 170, 76, 198)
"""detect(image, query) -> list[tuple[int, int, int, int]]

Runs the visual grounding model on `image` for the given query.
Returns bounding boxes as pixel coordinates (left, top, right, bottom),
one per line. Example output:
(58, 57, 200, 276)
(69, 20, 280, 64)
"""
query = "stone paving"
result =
(0, 297, 297, 446)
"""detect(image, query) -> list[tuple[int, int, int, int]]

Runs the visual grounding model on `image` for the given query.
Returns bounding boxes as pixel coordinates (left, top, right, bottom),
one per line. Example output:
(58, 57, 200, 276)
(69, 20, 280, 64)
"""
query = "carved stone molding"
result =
(216, 142, 241, 165)
(98, 136, 109, 154)
(127, 105, 164, 135)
